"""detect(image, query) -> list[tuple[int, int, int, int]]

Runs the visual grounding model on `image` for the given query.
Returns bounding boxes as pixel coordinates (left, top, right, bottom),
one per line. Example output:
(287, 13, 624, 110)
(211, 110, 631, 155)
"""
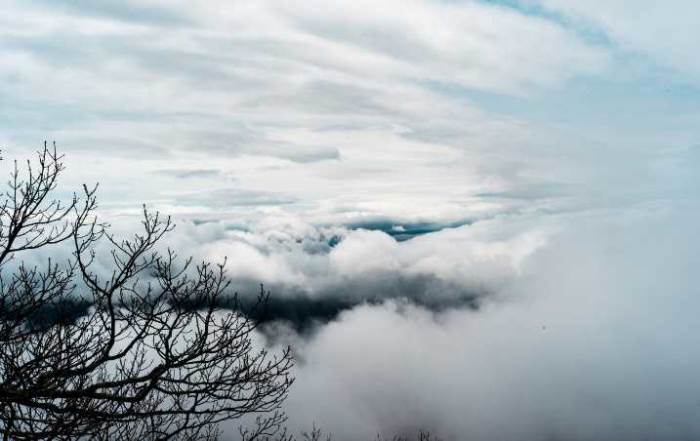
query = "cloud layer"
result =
(0, 0, 617, 226)
(269, 203, 700, 441)
(3, 1, 700, 440)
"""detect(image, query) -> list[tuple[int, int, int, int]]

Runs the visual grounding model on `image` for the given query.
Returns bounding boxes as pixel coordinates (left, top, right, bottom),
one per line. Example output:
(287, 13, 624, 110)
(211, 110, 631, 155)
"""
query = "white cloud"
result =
(533, 0, 700, 80)
(0, 0, 615, 224)
(329, 230, 401, 275)
(273, 203, 700, 441)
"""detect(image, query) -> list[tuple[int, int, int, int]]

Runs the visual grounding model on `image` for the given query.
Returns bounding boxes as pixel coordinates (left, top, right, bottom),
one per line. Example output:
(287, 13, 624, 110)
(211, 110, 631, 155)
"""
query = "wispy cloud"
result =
(0, 0, 617, 221)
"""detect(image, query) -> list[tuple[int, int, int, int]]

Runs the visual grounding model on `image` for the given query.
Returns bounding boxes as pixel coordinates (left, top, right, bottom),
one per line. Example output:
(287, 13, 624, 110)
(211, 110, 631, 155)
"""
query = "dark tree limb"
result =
(0, 145, 294, 440)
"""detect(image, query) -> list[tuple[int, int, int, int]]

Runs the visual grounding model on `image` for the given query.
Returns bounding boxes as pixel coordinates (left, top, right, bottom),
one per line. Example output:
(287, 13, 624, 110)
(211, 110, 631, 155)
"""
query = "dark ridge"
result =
(26, 291, 476, 337)
(0, 298, 93, 331)
(214, 272, 486, 334)
(345, 219, 472, 241)
(2, 274, 484, 338)
(229, 295, 358, 334)
(238, 293, 479, 335)
(326, 234, 342, 248)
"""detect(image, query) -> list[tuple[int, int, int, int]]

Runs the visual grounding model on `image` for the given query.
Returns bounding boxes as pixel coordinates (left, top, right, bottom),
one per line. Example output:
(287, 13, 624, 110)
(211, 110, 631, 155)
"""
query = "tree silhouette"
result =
(0, 144, 294, 440)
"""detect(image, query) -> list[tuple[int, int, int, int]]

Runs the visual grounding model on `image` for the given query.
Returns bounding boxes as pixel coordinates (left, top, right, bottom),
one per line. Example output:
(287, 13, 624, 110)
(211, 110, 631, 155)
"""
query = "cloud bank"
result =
(266, 204, 700, 441)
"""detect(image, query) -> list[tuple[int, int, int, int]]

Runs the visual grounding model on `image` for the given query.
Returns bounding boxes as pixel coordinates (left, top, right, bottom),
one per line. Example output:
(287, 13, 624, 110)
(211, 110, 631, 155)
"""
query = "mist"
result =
(264, 203, 700, 441)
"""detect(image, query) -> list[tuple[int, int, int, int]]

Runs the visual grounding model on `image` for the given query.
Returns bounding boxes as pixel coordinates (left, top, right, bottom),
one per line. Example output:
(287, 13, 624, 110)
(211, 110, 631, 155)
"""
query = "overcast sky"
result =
(2, 1, 700, 440)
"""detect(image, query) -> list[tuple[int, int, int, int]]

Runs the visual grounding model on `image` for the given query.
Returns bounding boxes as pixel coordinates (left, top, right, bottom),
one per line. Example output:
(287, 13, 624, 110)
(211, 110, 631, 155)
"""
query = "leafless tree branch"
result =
(0, 144, 294, 440)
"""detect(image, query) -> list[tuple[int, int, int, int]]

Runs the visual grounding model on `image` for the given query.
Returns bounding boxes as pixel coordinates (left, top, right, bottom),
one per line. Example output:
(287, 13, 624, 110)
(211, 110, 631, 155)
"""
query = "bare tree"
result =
(248, 424, 444, 441)
(0, 144, 294, 440)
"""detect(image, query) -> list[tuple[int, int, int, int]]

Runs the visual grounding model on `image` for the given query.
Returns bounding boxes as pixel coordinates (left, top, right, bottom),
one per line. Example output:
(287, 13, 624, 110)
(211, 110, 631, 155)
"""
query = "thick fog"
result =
(157, 197, 700, 441)
(277, 207, 700, 440)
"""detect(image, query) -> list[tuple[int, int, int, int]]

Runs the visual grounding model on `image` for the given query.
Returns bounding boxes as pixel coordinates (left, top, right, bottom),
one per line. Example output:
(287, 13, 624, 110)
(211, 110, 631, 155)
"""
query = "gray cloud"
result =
(0, 0, 616, 220)
(173, 188, 298, 209)
(25, 0, 191, 26)
(153, 168, 221, 179)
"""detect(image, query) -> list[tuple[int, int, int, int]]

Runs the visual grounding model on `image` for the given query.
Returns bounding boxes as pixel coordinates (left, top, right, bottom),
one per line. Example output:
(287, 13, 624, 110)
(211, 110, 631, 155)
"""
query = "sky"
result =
(2, 1, 700, 440)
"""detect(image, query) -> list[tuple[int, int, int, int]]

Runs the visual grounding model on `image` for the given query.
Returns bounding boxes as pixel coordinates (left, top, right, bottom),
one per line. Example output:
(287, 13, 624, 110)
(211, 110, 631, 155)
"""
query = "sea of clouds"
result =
(155, 197, 700, 441)
(3, 0, 700, 439)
